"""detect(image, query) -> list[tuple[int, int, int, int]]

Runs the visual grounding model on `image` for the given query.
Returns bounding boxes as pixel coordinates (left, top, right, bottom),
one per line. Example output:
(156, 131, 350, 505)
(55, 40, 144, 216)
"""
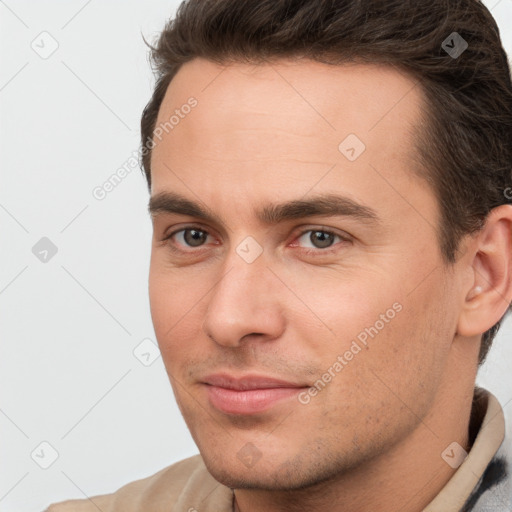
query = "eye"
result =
(164, 227, 213, 249)
(293, 229, 348, 253)
(162, 226, 350, 255)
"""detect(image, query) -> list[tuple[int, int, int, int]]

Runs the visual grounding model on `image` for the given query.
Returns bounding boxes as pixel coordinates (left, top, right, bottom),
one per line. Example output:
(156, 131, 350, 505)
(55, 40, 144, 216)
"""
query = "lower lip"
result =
(205, 385, 305, 415)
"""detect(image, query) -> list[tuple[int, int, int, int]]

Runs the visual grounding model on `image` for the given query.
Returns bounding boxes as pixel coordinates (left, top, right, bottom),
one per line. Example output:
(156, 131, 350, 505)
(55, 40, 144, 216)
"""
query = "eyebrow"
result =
(148, 191, 380, 226)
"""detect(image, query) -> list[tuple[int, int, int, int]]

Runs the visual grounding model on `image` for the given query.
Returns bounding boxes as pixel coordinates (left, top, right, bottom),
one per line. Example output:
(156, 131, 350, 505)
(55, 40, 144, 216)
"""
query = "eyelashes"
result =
(161, 225, 351, 256)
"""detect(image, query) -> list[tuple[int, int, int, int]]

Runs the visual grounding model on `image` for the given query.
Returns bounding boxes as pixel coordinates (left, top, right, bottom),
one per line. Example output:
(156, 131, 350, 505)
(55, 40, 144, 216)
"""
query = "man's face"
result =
(148, 58, 460, 489)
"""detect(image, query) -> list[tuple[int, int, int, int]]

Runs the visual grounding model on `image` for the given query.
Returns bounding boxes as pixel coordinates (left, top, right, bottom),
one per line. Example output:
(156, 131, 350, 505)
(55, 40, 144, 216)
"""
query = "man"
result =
(46, 0, 512, 510)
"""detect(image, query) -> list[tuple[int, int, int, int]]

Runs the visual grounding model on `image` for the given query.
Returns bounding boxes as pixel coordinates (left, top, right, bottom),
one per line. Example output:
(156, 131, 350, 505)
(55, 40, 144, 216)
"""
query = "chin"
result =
(204, 464, 302, 491)
(200, 450, 349, 491)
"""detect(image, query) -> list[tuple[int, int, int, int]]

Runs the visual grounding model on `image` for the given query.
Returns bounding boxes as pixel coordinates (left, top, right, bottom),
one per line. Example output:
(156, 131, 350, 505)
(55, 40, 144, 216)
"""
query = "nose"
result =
(202, 252, 286, 348)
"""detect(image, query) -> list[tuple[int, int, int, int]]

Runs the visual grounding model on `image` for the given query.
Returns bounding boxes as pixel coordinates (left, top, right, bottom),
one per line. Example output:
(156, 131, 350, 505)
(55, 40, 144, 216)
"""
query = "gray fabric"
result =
(464, 433, 512, 511)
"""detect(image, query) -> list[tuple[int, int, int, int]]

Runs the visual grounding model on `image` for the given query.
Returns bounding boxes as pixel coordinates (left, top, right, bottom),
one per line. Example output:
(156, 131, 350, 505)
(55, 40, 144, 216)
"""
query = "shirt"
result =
(45, 387, 511, 512)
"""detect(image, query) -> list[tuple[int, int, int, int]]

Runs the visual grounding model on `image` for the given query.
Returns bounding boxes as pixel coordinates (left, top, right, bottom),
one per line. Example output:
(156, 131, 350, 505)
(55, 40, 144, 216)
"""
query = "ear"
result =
(457, 204, 512, 337)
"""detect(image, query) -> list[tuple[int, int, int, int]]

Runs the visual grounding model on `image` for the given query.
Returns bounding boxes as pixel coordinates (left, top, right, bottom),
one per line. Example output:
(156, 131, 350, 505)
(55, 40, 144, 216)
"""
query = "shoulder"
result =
(44, 454, 232, 512)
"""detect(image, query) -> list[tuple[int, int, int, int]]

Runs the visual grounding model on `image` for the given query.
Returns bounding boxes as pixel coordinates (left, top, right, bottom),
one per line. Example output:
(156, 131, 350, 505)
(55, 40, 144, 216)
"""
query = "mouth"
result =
(202, 373, 310, 415)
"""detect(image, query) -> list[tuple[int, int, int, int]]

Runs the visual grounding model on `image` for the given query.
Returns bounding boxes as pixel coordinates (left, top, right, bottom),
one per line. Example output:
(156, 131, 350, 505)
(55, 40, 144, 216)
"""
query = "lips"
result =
(202, 373, 309, 415)
(203, 374, 306, 390)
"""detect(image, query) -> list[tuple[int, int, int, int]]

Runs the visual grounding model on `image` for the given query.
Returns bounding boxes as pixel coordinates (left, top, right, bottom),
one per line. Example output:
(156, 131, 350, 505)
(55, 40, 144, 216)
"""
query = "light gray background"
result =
(1, 1, 511, 511)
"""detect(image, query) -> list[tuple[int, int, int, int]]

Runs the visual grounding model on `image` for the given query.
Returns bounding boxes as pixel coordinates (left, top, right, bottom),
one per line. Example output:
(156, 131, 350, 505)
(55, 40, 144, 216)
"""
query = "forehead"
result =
(157, 57, 422, 129)
(149, 57, 435, 230)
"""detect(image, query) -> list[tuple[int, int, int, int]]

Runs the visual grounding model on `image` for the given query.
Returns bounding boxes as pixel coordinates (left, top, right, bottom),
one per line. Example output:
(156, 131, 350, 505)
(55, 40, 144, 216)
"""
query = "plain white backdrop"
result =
(1, 1, 511, 510)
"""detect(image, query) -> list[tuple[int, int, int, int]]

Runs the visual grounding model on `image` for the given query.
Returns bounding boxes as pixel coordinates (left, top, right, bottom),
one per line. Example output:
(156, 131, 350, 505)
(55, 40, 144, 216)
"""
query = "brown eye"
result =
(182, 229, 208, 247)
(164, 227, 211, 250)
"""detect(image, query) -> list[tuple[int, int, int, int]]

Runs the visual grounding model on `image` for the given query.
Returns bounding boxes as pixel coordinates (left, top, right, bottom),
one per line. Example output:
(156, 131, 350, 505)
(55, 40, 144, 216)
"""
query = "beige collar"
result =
(423, 388, 505, 511)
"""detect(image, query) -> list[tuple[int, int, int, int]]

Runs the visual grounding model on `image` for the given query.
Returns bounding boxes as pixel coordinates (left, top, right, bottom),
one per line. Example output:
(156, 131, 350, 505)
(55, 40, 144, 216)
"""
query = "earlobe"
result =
(456, 205, 512, 338)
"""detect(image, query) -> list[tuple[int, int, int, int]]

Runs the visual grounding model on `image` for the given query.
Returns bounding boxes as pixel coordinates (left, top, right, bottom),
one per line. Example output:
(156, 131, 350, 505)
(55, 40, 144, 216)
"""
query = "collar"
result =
(423, 387, 505, 511)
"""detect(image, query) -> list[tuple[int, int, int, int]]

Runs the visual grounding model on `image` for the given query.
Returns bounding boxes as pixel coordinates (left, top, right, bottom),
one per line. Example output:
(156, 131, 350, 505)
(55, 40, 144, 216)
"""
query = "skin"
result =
(148, 57, 512, 512)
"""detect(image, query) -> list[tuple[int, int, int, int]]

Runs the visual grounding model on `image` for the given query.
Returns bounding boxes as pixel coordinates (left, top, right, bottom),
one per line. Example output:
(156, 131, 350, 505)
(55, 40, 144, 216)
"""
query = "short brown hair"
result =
(140, 0, 512, 364)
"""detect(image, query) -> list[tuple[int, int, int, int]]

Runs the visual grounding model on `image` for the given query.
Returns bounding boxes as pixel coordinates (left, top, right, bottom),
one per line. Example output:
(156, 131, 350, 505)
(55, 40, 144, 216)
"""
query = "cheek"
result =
(293, 268, 449, 404)
(148, 253, 199, 325)
(148, 264, 213, 369)
(148, 266, 192, 352)
(285, 266, 402, 353)
(148, 268, 172, 338)
(345, 280, 453, 416)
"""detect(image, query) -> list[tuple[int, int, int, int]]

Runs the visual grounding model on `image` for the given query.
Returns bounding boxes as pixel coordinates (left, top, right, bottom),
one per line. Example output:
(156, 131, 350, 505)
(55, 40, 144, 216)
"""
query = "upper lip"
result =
(203, 373, 308, 390)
